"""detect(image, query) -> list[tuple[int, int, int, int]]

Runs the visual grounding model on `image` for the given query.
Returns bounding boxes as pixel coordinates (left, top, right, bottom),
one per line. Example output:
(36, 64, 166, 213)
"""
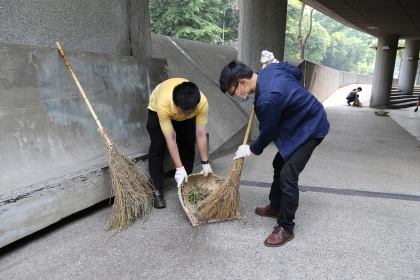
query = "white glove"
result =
(233, 145, 252, 160)
(175, 166, 188, 188)
(200, 163, 213, 177)
(260, 50, 277, 64)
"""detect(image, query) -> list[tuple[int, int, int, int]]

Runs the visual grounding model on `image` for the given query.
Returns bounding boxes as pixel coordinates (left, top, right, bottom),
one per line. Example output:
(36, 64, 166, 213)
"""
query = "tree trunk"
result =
(297, 4, 314, 60)
(297, 3, 305, 59)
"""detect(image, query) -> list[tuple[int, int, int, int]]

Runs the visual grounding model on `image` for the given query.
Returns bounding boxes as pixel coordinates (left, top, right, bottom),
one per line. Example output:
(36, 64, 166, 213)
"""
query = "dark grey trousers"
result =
(269, 138, 323, 233)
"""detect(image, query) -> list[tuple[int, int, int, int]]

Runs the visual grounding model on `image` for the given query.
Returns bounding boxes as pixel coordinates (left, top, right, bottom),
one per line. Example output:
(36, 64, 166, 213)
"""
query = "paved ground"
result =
(1, 85, 420, 279)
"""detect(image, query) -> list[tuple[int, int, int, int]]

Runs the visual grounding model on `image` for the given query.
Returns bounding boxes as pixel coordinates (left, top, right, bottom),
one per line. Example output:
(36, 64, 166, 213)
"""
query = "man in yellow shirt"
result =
(147, 78, 213, 208)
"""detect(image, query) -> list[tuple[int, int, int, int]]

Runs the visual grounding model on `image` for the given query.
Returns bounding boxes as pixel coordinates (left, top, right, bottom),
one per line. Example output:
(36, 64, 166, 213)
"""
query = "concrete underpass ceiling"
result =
(300, 0, 420, 40)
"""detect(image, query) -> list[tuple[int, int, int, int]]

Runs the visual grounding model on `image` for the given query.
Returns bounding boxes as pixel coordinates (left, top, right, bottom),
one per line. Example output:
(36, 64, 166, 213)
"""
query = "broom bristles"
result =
(197, 158, 243, 221)
(99, 129, 154, 235)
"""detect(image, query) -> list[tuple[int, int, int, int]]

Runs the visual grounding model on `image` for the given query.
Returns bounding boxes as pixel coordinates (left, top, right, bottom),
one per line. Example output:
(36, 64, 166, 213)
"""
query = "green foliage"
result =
(284, 0, 301, 58)
(285, 0, 376, 74)
(285, 0, 331, 64)
(187, 183, 210, 209)
(304, 22, 330, 64)
(316, 15, 376, 74)
(149, 0, 376, 74)
(149, 0, 238, 44)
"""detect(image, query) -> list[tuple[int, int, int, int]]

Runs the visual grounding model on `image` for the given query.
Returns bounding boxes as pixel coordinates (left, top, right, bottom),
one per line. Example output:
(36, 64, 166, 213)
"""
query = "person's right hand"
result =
(233, 145, 252, 160)
(175, 166, 188, 188)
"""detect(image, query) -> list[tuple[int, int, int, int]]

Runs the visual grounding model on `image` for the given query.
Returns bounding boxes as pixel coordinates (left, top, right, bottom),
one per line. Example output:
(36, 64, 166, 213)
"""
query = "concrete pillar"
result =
(130, 0, 152, 60)
(236, 0, 287, 140)
(398, 40, 420, 94)
(237, 0, 287, 71)
(370, 35, 400, 108)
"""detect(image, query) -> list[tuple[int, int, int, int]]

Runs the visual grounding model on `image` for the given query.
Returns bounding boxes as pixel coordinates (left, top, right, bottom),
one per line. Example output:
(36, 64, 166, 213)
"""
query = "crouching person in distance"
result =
(219, 60, 330, 246)
(147, 78, 213, 208)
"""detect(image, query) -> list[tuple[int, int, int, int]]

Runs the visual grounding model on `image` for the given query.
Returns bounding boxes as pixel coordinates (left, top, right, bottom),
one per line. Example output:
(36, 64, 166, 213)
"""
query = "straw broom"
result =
(196, 109, 254, 221)
(197, 61, 269, 221)
(56, 42, 154, 234)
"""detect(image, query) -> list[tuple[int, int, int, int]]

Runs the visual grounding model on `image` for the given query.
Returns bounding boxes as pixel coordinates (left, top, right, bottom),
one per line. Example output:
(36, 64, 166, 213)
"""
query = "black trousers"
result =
(146, 110, 196, 192)
(269, 138, 323, 233)
(346, 94, 359, 102)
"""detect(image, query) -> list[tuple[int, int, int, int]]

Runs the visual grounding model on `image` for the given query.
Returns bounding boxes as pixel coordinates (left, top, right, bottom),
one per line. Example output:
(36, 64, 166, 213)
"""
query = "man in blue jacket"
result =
(346, 87, 362, 105)
(219, 60, 330, 247)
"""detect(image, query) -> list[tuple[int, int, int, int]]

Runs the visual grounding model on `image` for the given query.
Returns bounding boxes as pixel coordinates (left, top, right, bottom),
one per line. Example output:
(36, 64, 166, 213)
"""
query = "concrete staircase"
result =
(388, 86, 420, 109)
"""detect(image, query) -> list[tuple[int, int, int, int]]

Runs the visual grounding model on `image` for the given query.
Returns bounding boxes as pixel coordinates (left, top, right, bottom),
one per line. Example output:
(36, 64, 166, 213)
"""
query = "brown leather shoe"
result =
(264, 225, 294, 247)
(255, 205, 280, 218)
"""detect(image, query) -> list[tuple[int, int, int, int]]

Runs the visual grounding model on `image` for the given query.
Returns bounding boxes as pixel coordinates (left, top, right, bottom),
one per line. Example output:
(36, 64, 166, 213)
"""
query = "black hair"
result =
(172, 81, 201, 111)
(219, 60, 254, 93)
(357, 87, 362, 91)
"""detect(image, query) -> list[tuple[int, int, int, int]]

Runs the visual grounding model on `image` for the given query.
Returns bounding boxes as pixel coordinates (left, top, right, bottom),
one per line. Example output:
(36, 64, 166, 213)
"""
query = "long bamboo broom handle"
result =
(55, 42, 112, 147)
(243, 107, 255, 145)
(242, 61, 268, 145)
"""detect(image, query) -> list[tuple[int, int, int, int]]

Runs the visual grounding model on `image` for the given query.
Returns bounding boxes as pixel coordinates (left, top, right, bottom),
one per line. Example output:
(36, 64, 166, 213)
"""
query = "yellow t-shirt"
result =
(148, 78, 209, 133)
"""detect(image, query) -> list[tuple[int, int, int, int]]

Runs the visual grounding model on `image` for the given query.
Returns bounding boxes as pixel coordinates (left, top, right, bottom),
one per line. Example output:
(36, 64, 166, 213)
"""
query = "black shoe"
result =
(415, 108, 418, 112)
(153, 190, 166, 209)
(347, 101, 351, 106)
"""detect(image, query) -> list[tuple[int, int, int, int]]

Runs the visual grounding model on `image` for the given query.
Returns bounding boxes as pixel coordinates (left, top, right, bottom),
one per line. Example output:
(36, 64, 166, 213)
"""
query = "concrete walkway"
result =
(1, 86, 420, 279)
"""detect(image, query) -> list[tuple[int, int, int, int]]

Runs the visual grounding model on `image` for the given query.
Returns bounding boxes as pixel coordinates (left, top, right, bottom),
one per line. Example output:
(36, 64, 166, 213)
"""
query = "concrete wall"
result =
(0, 42, 167, 248)
(303, 61, 374, 103)
(0, 42, 161, 192)
(0, 0, 154, 248)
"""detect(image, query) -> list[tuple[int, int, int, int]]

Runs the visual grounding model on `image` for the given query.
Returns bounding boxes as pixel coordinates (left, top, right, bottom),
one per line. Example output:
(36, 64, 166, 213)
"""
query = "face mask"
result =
(232, 93, 250, 102)
(232, 82, 250, 102)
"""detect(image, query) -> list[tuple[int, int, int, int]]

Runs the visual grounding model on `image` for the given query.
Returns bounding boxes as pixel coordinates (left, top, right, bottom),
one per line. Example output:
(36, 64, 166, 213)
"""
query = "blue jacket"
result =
(250, 62, 330, 160)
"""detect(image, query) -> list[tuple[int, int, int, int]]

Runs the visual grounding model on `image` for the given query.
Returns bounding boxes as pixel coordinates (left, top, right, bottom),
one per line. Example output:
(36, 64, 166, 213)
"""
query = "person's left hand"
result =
(200, 163, 214, 177)
(233, 145, 252, 160)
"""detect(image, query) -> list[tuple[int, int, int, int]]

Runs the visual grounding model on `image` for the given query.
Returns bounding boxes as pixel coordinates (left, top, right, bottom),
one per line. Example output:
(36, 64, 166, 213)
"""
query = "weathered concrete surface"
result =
(0, 0, 151, 57)
(0, 42, 167, 248)
(0, 42, 158, 193)
(0, 157, 144, 251)
(0, 0, 129, 54)
(129, 0, 153, 59)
